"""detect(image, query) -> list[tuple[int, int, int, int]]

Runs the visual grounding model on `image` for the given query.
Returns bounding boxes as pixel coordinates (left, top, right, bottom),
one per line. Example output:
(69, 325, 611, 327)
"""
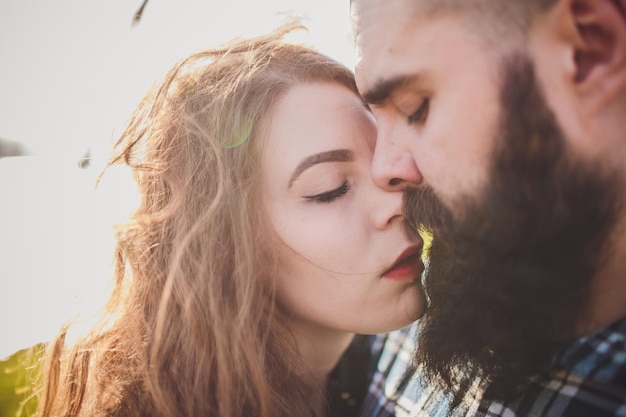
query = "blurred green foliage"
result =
(0, 345, 44, 417)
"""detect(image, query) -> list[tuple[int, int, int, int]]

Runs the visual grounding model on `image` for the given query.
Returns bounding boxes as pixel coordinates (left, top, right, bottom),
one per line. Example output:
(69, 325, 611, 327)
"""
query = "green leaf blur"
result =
(0, 345, 44, 417)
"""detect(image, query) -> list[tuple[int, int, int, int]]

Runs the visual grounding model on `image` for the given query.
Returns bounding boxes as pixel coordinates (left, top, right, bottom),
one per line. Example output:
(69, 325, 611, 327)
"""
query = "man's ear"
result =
(569, 0, 626, 108)
(527, 0, 626, 151)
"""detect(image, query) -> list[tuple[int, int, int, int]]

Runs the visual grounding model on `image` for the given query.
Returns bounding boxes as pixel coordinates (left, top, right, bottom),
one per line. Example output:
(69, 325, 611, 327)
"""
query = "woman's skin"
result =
(263, 81, 426, 379)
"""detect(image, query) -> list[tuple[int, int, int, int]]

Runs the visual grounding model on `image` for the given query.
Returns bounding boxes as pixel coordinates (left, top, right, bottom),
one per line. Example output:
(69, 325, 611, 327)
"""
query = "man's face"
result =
(352, 0, 623, 400)
(352, 0, 502, 208)
(403, 55, 620, 399)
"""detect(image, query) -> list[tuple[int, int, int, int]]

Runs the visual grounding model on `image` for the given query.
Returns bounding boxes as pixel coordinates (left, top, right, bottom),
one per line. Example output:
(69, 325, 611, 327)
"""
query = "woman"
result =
(36, 23, 425, 417)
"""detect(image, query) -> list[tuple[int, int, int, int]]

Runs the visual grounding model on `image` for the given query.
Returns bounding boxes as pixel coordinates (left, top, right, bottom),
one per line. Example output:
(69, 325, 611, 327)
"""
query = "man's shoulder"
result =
(359, 317, 626, 417)
(480, 316, 626, 417)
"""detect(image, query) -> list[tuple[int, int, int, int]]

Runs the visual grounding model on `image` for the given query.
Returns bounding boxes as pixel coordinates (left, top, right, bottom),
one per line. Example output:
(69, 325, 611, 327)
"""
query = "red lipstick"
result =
(382, 245, 424, 281)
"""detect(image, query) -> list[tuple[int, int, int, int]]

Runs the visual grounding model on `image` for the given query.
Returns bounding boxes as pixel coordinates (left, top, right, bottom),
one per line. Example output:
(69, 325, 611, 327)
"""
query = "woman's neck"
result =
(287, 318, 355, 381)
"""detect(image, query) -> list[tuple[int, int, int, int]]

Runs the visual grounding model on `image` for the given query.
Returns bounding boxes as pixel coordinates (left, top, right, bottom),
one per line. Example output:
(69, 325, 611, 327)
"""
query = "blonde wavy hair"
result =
(36, 23, 358, 417)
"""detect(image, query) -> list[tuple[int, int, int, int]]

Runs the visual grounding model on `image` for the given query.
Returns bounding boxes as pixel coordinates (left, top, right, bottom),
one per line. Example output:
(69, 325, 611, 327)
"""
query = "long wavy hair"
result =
(36, 23, 358, 417)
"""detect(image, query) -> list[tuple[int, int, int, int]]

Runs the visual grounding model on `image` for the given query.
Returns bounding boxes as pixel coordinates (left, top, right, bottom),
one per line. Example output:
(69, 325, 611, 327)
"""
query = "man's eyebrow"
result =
(289, 149, 354, 188)
(361, 75, 416, 106)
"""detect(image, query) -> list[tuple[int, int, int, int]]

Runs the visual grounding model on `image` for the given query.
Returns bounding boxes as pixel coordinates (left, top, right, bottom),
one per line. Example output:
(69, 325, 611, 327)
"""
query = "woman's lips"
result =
(382, 246, 424, 281)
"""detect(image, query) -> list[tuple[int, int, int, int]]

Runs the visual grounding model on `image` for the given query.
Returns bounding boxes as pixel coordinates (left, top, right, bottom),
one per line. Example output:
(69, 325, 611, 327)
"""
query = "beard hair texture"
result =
(405, 54, 623, 403)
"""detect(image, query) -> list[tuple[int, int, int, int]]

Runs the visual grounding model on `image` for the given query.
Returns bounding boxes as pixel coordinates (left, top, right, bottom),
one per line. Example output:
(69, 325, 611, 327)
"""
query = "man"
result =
(351, 0, 626, 416)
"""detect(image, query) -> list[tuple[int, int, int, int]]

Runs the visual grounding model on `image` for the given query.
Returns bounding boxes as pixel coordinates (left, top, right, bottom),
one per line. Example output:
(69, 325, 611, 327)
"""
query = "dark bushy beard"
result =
(406, 55, 623, 402)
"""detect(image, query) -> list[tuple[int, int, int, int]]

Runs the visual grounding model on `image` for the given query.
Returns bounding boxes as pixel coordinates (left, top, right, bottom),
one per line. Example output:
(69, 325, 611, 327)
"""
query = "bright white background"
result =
(0, 0, 355, 359)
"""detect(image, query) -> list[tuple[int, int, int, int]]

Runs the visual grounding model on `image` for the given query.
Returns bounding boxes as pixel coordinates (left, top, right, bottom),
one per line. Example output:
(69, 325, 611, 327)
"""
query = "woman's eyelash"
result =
(304, 181, 351, 204)
(408, 98, 429, 124)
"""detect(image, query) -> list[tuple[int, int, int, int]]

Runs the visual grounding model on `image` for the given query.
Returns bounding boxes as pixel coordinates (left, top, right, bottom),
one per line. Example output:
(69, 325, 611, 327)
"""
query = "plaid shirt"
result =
(359, 316, 626, 417)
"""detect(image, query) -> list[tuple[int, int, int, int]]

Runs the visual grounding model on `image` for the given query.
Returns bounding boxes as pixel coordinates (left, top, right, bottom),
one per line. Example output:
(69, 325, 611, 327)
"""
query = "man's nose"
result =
(371, 123, 423, 191)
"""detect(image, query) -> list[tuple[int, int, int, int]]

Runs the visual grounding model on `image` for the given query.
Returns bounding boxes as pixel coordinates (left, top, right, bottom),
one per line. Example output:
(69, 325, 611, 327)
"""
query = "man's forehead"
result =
(352, 0, 442, 94)
(352, 3, 499, 88)
(352, 0, 413, 73)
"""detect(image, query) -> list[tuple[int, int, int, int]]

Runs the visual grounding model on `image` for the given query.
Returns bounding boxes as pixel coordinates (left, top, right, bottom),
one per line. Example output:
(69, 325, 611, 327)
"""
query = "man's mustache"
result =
(403, 186, 454, 236)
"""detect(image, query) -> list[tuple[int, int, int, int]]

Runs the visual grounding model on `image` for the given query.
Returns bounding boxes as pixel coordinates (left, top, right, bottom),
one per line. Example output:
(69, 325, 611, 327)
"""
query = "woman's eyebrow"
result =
(289, 149, 354, 188)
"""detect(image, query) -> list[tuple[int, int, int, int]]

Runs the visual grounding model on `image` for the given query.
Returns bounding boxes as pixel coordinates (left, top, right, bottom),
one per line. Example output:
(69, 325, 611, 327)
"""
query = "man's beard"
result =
(407, 55, 623, 402)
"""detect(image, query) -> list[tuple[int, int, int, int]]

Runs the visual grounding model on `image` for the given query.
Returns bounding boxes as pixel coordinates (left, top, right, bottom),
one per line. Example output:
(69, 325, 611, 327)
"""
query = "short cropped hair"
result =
(413, 0, 558, 50)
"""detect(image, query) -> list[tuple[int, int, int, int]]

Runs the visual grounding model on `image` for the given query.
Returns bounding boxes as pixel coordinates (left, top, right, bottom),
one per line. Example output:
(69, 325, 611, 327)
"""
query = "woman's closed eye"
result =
(303, 181, 351, 204)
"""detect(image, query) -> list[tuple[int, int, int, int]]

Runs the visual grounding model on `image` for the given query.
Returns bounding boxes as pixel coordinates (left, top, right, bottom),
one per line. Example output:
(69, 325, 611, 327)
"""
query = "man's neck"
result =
(580, 213, 626, 336)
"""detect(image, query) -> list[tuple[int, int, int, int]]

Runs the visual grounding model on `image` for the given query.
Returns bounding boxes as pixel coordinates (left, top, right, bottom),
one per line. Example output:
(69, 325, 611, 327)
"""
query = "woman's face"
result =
(262, 81, 425, 336)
